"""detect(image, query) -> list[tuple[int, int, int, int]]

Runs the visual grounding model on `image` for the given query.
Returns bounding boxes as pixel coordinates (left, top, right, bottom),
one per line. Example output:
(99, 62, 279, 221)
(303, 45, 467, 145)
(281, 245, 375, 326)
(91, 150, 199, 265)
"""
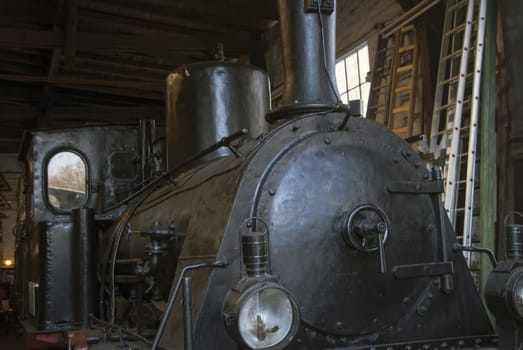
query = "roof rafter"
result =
(0, 27, 249, 53)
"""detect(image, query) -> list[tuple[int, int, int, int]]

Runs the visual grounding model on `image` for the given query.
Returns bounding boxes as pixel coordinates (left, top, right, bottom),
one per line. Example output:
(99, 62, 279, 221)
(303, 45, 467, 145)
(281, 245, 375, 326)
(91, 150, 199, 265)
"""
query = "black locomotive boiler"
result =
(14, 0, 514, 349)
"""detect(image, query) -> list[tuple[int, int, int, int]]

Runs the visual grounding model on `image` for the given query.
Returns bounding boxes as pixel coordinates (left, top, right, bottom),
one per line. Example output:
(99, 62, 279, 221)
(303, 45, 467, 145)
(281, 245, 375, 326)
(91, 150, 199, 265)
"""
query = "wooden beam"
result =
(418, 22, 433, 137)
(64, 0, 78, 70)
(70, 65, 165, 82)
(0, 83, 43, 102)
(0, 76, 163, 101)
(249, 32, 268, 71)
(0, 125, 33, 134)
(41, 0, 66, 129)
(50, 91, 150, 106)
(52, 83, 164, 101)
(77, 32, 247, 53)
(0, 105, 162, 116)
(38, 85, 52, 128)
(79, 0, 231, 33)
(0, 127, 25, 138)
(0, 74, 163, 91)
(52, 106, 163, 117)
(77, 51, 202, 71)
(0, 0, 63, 26)
(80, 7, 257, 40)
(74, 55, 172, 75)
(0, 139, 22, 154)
(395, 0, 420, 12)
(380, 0, 440, 38)
(0, 27, 249, 53)
(0, 50, 45, 66)
(0, 105, 38, 119)
(0, 61, 45, 75)
(0, 28, 63, 49)
(125, 0, 278, 21)
(479, 0, 497, 296)
(0, 0, 260, 43)
(48, 50, 61, 77)
(0, 0, 278, 24)
(116, 0, 277, 32)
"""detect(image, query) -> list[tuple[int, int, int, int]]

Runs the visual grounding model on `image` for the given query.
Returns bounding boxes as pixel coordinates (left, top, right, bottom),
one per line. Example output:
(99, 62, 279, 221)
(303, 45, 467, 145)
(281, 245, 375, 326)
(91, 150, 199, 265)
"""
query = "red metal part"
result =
(67, 331, 88, 350)
(27, 330, 88, 350)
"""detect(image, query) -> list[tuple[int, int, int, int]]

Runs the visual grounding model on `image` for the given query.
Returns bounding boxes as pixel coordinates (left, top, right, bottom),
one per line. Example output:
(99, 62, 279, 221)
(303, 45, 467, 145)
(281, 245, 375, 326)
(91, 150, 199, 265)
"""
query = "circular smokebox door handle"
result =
(343, 204, 391, 253)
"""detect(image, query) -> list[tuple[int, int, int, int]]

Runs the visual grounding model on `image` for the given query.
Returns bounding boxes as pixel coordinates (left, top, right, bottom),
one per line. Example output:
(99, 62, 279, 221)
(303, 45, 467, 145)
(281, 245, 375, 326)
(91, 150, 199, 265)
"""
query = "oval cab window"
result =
(47, 151, 87, 212)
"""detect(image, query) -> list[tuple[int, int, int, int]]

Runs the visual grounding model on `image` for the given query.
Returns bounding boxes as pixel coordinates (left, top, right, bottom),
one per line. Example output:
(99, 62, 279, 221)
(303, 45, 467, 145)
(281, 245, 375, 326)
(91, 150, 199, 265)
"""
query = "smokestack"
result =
(267, 0, 339, 123)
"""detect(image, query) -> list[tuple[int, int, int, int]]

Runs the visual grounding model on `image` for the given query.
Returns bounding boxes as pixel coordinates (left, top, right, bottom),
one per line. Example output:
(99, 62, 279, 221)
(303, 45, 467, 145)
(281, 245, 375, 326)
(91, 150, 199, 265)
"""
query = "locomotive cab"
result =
(15, 125, 145, 331)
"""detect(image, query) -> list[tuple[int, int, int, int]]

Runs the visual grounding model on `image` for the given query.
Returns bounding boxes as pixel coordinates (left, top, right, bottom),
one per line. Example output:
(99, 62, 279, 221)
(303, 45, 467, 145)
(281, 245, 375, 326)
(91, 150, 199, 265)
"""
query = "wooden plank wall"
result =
(0, 154, 23, 262)
(336, 0, 403, 65)
(497, 1, 523, 255)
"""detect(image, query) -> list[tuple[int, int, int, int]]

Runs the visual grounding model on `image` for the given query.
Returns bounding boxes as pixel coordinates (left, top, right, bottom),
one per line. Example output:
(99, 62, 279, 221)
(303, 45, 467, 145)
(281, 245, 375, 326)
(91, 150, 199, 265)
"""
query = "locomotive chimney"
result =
(267, 0, 339, 123)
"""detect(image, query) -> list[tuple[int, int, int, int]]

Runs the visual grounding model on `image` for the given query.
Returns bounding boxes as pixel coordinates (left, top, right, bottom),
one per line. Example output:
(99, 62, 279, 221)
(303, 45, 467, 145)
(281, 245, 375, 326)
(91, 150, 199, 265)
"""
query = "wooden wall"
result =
(336, 0, 403, 63)
(496, 1, 523, 245)
(0, 154, 23, 263)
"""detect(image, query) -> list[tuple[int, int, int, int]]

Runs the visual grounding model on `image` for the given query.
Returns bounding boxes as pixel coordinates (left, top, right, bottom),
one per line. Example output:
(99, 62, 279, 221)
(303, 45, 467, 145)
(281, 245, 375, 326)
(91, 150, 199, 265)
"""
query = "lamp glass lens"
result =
(514, 277, 523, 317)
(238, 287, 295, 349)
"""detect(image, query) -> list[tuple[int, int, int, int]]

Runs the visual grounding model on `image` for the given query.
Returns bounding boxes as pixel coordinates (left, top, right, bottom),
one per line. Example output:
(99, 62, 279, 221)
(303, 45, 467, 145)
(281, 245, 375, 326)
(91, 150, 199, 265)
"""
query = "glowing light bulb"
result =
(3, 259, 13, 266)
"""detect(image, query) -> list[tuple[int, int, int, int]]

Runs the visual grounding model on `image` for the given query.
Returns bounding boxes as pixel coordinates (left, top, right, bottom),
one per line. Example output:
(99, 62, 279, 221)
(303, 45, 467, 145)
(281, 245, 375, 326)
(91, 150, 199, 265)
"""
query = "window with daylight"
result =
(46, 151, 87, 212)
(335, 43, 371, 117)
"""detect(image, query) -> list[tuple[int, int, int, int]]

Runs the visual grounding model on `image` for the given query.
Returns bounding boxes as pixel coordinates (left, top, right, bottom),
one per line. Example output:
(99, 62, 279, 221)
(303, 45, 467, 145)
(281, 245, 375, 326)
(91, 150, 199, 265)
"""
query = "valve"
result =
(343, 204, 391, 273)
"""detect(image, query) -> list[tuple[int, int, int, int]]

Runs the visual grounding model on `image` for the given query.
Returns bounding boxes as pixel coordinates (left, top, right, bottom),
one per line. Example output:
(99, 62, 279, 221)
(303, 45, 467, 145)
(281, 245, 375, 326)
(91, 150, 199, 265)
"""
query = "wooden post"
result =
(479, 0, 497, 296)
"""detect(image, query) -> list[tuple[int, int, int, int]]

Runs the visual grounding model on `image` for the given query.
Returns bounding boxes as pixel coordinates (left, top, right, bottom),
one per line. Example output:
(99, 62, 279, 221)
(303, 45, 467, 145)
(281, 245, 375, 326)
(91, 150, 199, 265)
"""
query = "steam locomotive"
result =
(13, 0, 523, 349)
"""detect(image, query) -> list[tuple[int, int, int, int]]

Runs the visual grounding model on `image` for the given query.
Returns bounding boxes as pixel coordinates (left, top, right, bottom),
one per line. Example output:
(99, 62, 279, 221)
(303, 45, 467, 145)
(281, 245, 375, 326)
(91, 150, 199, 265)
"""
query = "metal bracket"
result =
(453, 243, 497, 267)
(174, 128, 248, 171)
(387, 180, 444, 194)
(151, 259, 228, 350)
(392, 261, 454, 279)
(226, 144, 242, 158)
(304, 0, 335, 14)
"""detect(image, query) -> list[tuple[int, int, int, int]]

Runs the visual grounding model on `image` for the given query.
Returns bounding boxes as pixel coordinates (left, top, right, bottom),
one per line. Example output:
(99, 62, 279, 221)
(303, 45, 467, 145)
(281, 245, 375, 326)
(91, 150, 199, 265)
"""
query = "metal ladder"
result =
(429, 0, 487, 267)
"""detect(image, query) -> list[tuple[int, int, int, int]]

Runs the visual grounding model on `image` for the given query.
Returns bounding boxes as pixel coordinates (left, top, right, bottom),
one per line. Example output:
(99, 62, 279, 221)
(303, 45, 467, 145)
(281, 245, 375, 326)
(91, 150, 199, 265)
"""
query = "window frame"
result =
(336, 42, 371, 117)
(43, 147, 90, 215)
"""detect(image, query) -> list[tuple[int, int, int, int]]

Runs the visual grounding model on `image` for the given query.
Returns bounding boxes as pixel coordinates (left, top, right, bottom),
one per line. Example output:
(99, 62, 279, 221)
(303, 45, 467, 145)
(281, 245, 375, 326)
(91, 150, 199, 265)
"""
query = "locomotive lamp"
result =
(484, 212, 523, 349)
(223, 278, 300, 349)
(222, 218, 300, 349)
(485, 264, 523, 319)
(485, 262, 523, 348)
